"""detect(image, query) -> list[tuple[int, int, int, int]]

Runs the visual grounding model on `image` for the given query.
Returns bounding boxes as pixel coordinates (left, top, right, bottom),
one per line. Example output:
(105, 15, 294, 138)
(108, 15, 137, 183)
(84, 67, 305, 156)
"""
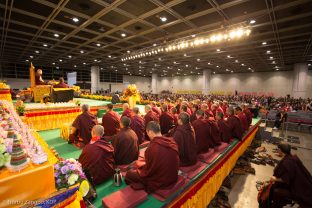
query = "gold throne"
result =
(30, 63, 52, 102)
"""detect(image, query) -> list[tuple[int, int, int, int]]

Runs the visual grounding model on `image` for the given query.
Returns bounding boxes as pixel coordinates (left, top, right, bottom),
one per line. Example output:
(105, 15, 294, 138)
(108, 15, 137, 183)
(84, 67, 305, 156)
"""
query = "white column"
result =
(151, 73, 158, 94)
(91, 66, 100, 94)
(292, 63, 308, 98)
(202, 69, 211, 95)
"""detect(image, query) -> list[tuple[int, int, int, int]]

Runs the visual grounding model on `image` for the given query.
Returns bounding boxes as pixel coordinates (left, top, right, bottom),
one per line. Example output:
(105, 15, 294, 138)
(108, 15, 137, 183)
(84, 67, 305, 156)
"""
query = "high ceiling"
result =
(0, 0, 312, 77)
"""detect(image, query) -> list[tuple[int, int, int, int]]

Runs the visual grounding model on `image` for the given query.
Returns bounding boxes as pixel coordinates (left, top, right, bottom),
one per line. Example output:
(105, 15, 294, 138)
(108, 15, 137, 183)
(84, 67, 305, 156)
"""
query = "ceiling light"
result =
(208, 62, 211, 65)
(43, 44, 48, 47)
(59, 59, 62, 62)
(262, 42, 267, 45)
(197, 58, 200, 61)
(83, 62, 86, 65)
(52, 62, 55, 65)
(35, 50, 39, 54)
(108, 55, 111, 58)
(308, 64, 311, 66)
(235, 60, 239, 63)
(213, 72, 215, 74)
(68, 55, 72, 58)
(96, 43, 101, 47)
(276, 68, 279, 71)
(216, 65, 219, 68)
(29, 55, 34, 58)
(94, 59, 97, 62)
(127, 50, 130, 53)
(241, 63, 245, 66)
(231, 70, 234, 73)
(198, 73, 200, 75)
(72, 17, 79, 22)
(216, 49, 220, 52)
(250, 19, 256, 24)
(185, 65, 188, 67)
(178, 69, 181, 71)
(153, 43, 157, 46)
(80, 50, 84, 53)
(121, 33, 126, 37)
(227, 55, 231, 58)
(115, 69, 118, 72)
(74, 65, 77, 68)
(184, 53, 187, 57)
(270, 56, 273, 59)
(248, 67, 251, 70)
(266, 50, 271, 54)
(272, 61, 276, 64)
(251, 70, 254, 72)
(160, 17, 167, 22)
(54, 33, 59, 38)
(25, 59, 29, 62)
(226, 69, 229, 71)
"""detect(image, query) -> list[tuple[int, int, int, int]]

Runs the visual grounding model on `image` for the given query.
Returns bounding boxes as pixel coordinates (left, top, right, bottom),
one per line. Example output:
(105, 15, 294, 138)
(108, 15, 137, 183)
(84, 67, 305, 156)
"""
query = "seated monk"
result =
(78, 125, 115, 185)
(151, 101, 161, 116)
(125, 121, 179, 193)
(144, 105, 159, 140)
(112, 116, 139, 165)
(235, 106, 249, 132)
(159, 104, 175, 135)
(216, 112, 232, 143)
(207, 119, 222, 147)
(201, 103, 214, 119)
(122, 103, 133, 118)
(226, 106, 243, 140)
(270, 143, 312, 208)
(69, 104, 98, 146)
(53, 77, 69, 88)
(172, 112, 197, 167)
(35, 69, 47, 85)
(192, 110, 215, 154)
(102, 103, 120, 137)
(170, 107, 179, 126)
(190, 104, 199, 123)
(241, 103, 252, 127)
(181, 101, 192, 115)
(130, 107, 145, 145)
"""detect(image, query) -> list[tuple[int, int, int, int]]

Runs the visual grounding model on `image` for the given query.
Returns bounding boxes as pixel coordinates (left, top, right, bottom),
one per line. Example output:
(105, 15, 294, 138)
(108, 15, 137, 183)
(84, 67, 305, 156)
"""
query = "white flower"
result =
(67, 158, 76, 163)
(67, 174, 79, 185)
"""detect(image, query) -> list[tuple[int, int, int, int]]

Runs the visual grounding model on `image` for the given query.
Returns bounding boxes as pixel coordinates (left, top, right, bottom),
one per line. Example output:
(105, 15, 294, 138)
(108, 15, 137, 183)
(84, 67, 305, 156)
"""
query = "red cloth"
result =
(122, 109, 133, 118)
(226, 115, 243, 139)
(171, 113, 179, 126)
(198, 148, 215, 161)
(152, 106, 161, 116)
(180, 161, 206, 179)
(207, 120, 222, 147)
(102, 186, 148, 208)
(79, 140, 115, 185)
(244, 108, 253, 126)
(237, 111, 249, 132)
(144, 111, 159, 140)
(53, 82, 69, 88)
(35, 74, 46, 85)
(214, 142, 229, 152)
(159, 112, 175, 135)
(192, 118, 214, 153)
(190, 111, 197, 123)
(112, 127, 139, 165)
(72, 111, 98, 144)
(130, 114, 145, 145)
(204, 109, 214, 118)
(173, 123, 197, 167)
(102, 111, 120, 136)
(217, 119, 232, 143)
(125, 136, 179, 193)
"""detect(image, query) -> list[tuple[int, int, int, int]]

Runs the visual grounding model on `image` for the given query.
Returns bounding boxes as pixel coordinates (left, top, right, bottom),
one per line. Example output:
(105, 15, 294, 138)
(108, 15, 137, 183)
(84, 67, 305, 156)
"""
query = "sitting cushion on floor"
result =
(179, 161, 207, 179)
(152, 175, 189, 201)
(214, 142, 229, 152)
(102, 186, 148, 208)
(204, 152, 222, 164)
(198, 148, 215, 161)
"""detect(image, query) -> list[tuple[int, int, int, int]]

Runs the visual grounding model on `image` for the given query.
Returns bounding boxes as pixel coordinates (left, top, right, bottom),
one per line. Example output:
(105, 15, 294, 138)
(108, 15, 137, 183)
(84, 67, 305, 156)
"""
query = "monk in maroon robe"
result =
(112, 116, 139, 165)
(190, 104, 199, 123)
(125, 121, 179, 193)
(102, 103, 120, 137)
(175, 98, 182, 114)
(201, 103, 214, 119)
(79, 125, 115, 185)
(69, 104, 98, 146)
(173, 112, 197, 166)
(130, 107, 145, 145)
(170, 107, 179, 126)
(235, 106, 249, 132)
(122, 103, 133, 118)
(208, 119, 222, 147)
(241, 104, 252, 126)
(144, 105, 159, 140)
(159, 104, 175, 135)
(226, 106, 243, 139)
(53, 77, 69, 88)
(216, 112, 232, 143)
(192, 110, 212, 153)
(151, 101, 161, 116)
(271, 143, 312, 208)
(35, 69, 47, 85)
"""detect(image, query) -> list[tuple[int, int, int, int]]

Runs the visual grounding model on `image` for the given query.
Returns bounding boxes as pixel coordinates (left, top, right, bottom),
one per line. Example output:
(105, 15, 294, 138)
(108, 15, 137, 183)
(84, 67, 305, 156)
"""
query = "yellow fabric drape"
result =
(170, 127, 258, 208)
(0, 92, 12, 102)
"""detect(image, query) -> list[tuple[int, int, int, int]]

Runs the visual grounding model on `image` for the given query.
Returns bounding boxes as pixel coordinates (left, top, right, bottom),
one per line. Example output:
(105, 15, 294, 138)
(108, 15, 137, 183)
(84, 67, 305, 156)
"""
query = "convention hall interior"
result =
(0, 0, 312, 208)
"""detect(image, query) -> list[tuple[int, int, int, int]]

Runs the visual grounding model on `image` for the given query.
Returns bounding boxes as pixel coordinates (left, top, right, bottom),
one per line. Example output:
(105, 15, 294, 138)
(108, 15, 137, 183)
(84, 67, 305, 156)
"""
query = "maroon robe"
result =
(204, 109, 214, 118)
(125, 136, 179, 193)
(144, 111, 159, 140)
(171, 113, 179, 126)
(53, 82, 69, 88)
(243, 108, 252, 126)
(122, 109, 133, 118)
(273, 154, 312, 207)
(79, 140, 115, 185)
(237, 111, 249, 132)
(192, 118, 212, 153)
(173, 123, 197, 166)
(112, 127, 139, 165)
(130, 114, 145, 145)
(102, 111, 120, 136)
(35, 74, 46, 85)
(217, 119, 232, 143)
(152, 106, 161, 116)
(159, 112, 175, 135)
(207, 120, 222, 147)
(190, 111, 197, 123)
(226, 115, 243, 139)
(71, 111, 97, 144)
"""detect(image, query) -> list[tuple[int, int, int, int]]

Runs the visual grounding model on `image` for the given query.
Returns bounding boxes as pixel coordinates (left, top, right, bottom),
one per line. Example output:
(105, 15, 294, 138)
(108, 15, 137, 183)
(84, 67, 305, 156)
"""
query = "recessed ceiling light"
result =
(83, 62, 86, 65)
(25, 59, 29, 62)
(158, 58, 162, 61)
(121, 33, 126, 37)
(235, 60, 239, 63)
(208, 62, 211, 65)
(216, 65, 219, 68)
(153, 43, 157, 46)
(115, 69, 118, 72)
(248, 67, 251, 70)
(80, 50, 84, 54)
(272, 61, 276, 64)
(213, 72, 216, 74)
(52, 62, 55, 65)
(262, 42, 267, 45)
(35, 50, 39, 54)
(231, 70, 234, 73)
(198, 72, 200, 75)
(54, 33, 59, 38)
(241, 63, 245, 66)
(184, 53, 187, 57)
(227, 55, 231, 58)
(269, 56, 273, 59)
(126, 68, 128, 70)
(127, 50, 130, 53)
(276, 68, 279, 71)
(252, 70, 254, 72)
(30, 55, 34, 58)
(250, 19, 256, 24)
(74, 65, 77, 68)
(216, 49, 220, 52)
(59, 59, 62, 62)
(96, 43, 101, 47)
(43, 44, 48, 47)
(226, 69, 229, 71)
(68, 55, 72, 58)
(185, 65, 188, 67)
(191, 34, 196, 38)
(266, 50, 271, 54)
(108, 55, 111, 58)
(197, 58, 200, 61)
(94, 59, 97, 62)
(72, 17, 79, 22)
(308, 64, 311, 66)
(160, 17, 167, 22)
(178, 68, 181, 71)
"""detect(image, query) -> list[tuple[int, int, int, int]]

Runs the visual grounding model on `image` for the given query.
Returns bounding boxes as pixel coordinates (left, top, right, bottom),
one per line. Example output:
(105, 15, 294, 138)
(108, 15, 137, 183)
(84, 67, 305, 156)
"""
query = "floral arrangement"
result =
(72, 85, 80, 93)
(15, 100, 25, 116)
(123, 84, 138, 97)
(0, 138, 11, 168)
(0, 80, 9, 89)
(54, 158, 86, 190)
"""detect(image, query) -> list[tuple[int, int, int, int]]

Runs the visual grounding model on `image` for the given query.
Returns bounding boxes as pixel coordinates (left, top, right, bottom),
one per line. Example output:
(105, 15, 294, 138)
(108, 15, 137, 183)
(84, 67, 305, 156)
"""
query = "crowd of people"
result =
(67, 96, 312, 208)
